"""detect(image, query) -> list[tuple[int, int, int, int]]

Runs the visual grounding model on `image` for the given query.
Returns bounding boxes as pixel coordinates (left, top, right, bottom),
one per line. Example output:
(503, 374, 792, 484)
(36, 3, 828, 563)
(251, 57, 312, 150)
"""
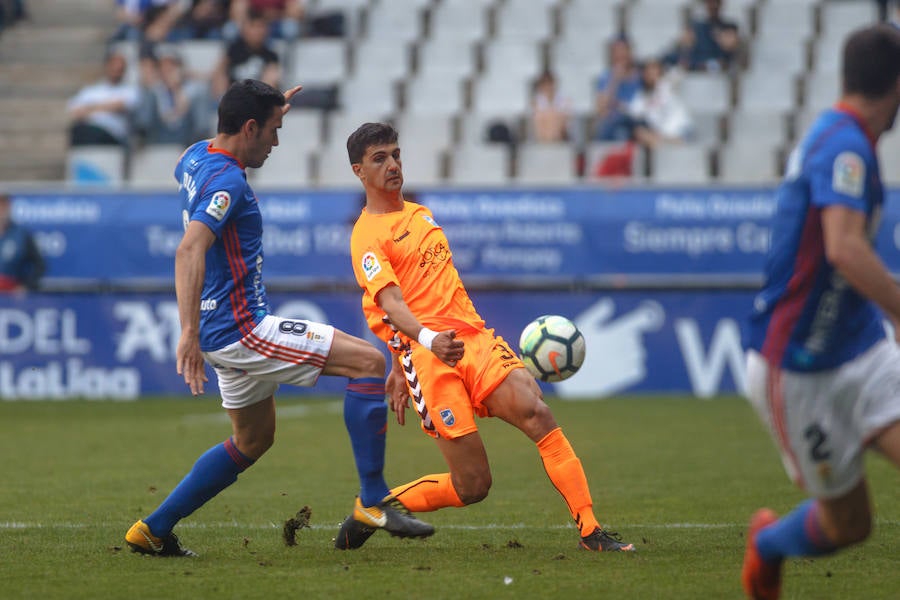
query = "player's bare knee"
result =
(834, 514, 872, 546)
(234, 430, 275, 460)
(356, 345, 386, 379)
(454, 473, 492, 505)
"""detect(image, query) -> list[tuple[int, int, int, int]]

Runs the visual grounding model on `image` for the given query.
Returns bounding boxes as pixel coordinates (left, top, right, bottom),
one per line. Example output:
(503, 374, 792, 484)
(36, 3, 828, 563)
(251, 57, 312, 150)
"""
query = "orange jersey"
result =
(350, 201, 485, 346)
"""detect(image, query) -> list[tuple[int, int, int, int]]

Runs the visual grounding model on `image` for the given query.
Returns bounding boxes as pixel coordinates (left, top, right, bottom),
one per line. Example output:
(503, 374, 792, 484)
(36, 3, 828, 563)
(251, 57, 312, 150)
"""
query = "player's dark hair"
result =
(842, 24, 900, 98)
(346, 122, 399, 164)
(217, 79, 285, 135)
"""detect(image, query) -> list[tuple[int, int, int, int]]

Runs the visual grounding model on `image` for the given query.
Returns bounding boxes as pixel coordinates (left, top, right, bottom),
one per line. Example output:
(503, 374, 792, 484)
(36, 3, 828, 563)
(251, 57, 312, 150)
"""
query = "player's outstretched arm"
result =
(377, 284, 465, 367)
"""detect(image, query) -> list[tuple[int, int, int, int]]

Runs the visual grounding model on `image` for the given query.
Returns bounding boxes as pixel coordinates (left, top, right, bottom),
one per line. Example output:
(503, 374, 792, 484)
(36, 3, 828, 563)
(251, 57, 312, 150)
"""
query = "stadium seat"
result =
(881, 129, 900, 185)
(803, 71, 841, 114)
(584, 141, 642, 181)
(276, 110, 324, 152)
(624, 1, 688, 58)
(649, 144, 711, 185)
(737, 69, 798, 113)
(549, 37, 609, 87)
(748, 36, 808, 75)
(129, 144, 185, 187)
(394, 139, 445, 188)
(314, 0, 368, 38)
(339, 75, 398, 115)
(327, 111, 393, 149)
(725, 109, 787, 149)
(514, 143, 579, 185)
(446, 143, 511, 186)
(755, 3, 815, 40)
(179, 40, 225, 81)
(716, 142, 780, 185)
(404, 73, 467, 115)
(679, 73, 732, 114)
(363, 1, 425, 43)
(820, 2, 879, 42)
(554, 65, 601, 115)
(559, 0, 622, 43)
(392, 113, 455, 151)
(428, 1, 490, 44)
(493, 0, 556, 42)
(470, 75, 531, 115)
(288, 39, 348, 87)
(252, 146, 314, 188)
(66, 145, 126, 185)
(315, 141, 362, 188)
(415, 38, 478, 80)
(459, 112, 524, 145)
(480, 39, 544, 82)
(690, 110, 724, 148)
(351, 39, 411, 83)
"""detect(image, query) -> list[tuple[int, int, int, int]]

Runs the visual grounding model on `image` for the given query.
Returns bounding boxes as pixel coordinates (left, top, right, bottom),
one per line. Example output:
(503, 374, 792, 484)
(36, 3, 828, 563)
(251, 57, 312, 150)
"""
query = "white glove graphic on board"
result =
(556, 298, 664, 398)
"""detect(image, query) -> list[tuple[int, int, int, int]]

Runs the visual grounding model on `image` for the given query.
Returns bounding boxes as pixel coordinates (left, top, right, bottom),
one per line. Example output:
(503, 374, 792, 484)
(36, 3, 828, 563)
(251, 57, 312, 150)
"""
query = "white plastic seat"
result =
(549, 37, 609, 83)
(351, 39, 411, 83)
(446, 143, 511, 186)
(493, 0, 555, 42)
(717, 142, 780, 185)
(315, 142, 361, 188)
(179, 40, 226, 81)
(679, 73, 731, 114)
(404, 74, 466, 115)
(804, 72, 841, 114)
(726, 110, 787, 149)
(252, 147, 314, 188)
(288, 39, 348, 86)
(820, 2, 879, 41)
(650, 144, 711, 185)
(415, 38, 477, 80)
(738, 69, 797, 113)
(559, 0, 621, 41)
(392, 113, 455, 150)
(66, 145, 126, 185)
(129, 144, 185, 187)
(339, 75, 397, 115)
(428, 1, 490, 44)
(470, 74, 531, 114)
(276, 110, 323, 153)
(480, 40, 543, 81)
(364, 2, 425, 43)
(755, 3, 815, 40)
(514, 143, 579, 185)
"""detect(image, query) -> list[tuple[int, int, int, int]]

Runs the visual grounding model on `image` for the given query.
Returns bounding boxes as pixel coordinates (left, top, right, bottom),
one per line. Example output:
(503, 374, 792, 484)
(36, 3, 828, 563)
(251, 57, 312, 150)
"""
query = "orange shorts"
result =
(401, 327, 523, 439)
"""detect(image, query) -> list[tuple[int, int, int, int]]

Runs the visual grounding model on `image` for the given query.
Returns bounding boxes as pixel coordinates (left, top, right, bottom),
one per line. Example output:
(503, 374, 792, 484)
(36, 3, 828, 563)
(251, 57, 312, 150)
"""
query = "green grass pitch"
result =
(1, 395, 898, 599)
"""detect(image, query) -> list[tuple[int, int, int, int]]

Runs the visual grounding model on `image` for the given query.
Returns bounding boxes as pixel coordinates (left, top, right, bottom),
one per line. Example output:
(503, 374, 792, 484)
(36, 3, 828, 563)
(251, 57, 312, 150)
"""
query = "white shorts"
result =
(203, 314, 335, 409)
(745, 340, 900, 499)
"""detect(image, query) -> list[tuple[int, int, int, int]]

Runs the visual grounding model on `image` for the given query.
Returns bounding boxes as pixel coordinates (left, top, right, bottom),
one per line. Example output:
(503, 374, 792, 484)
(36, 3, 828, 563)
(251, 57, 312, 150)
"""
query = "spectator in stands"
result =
(229, 0, 305, 41)
(0, 0, 26, 34)
(213, 9, 281, 97)
(593, 36, 642, 141)
(627, 59, 694, 149)
(67, 50, 141, 147)
(530, 70, 571, 143)
(135, 44, 213, 145)
(663, 0, 741, 72)
(0, 193, 45, 294)
(174, 0, 229, 40)
(111, 0, 187, 44)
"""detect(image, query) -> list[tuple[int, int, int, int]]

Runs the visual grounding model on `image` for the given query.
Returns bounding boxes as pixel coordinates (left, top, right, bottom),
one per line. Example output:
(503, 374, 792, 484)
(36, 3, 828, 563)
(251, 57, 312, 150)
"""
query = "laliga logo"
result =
(556, 298, 664, 398)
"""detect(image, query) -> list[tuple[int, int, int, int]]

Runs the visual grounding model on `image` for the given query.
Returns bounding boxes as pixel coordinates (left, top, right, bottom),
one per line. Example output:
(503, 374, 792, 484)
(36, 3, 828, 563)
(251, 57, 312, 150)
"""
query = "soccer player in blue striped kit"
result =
(124, 79, 432, 556)
(741, 24, 900, 599)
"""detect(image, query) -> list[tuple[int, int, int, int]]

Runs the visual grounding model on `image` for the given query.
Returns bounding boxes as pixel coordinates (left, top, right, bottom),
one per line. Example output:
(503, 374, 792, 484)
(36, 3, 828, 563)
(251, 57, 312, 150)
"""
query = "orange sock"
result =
(537, 427, 600, 537)
(389, 473, 465, 512)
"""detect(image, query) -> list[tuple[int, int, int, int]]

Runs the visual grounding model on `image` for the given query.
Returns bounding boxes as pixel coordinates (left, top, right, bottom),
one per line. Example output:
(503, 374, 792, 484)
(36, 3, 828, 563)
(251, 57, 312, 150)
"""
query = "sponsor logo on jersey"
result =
(440, 408, 455, 427)
(362, 251, 382, 281)
(206, 190, 231, 221)
(832, 151, 864, 198)
(200, 298, 217, 311)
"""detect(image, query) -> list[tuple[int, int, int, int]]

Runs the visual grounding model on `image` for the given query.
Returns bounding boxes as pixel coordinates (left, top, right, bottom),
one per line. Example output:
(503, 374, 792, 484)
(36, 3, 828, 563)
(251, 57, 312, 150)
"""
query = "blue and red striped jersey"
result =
(744, 105, 886, 371)
(175, 140, 269, 352)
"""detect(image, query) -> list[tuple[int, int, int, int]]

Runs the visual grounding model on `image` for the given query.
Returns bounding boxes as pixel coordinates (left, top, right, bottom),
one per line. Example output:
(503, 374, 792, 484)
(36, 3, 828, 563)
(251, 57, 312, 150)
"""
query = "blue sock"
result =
(344, 377, 390, 507)
(144, 437, 254, 536)
(756, 499, 837, 562)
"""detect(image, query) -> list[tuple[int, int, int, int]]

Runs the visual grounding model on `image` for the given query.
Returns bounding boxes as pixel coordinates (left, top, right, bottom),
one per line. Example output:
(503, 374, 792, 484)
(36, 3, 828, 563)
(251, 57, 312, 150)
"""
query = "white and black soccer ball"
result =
(518, 314, 586, 382)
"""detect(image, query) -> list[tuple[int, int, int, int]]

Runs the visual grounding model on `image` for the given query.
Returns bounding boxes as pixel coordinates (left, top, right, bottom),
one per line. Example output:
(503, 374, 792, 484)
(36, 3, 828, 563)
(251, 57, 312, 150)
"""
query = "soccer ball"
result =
(518, 315, 586, 382)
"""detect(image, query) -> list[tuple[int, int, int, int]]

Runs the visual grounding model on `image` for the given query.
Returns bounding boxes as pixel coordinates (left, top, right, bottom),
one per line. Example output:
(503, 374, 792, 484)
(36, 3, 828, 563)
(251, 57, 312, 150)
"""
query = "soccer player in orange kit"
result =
(335, 122, 634, 553)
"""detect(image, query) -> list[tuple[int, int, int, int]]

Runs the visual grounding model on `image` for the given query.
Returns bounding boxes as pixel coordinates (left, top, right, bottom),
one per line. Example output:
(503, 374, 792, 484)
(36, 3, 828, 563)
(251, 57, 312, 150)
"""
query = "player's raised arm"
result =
(376, 284, 464, 367)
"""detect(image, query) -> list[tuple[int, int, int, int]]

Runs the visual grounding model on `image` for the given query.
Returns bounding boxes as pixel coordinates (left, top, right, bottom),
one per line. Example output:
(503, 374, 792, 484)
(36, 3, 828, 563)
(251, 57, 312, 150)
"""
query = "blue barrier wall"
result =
(17, 187, 900, 288)
(3, 186, 897, 400)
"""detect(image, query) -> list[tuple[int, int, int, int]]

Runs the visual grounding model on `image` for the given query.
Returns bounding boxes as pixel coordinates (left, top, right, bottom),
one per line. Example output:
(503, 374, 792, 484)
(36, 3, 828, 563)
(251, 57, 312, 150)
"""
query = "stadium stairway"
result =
(0, 0, 113, 183)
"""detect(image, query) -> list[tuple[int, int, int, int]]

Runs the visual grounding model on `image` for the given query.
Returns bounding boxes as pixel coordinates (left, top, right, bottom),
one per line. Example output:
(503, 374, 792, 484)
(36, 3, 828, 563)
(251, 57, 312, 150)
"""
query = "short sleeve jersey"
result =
(743, 106, 885, 371)
(350, 201, 485, 346)
(175, 140, 269, 351)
